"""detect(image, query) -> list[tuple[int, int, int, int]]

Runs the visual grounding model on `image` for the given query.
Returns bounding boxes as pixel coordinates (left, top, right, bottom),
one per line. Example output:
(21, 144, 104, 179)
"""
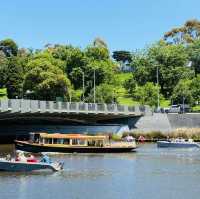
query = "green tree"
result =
(172, 79, 194, 105)
(187, 39, 200, 75)
(24, 58, 71, 100)
(0, 38, 18, 56)
(86, 83, 116, 103)
(112, 51, 132, 63)
(85, 46, 109, 61)
(5, 57, 24, 98)
(0, 51, 8, 87)
(190, 75, 200, 104)
(133, 82, 159, 107)
(129, 42, 194, 98)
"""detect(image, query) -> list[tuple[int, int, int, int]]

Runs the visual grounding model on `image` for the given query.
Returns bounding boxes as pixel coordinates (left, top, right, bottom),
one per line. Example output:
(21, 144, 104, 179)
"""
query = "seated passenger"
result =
(27, 154, 38, 163)
(15, 152, 27, 162)
(40, 155, 52, 164)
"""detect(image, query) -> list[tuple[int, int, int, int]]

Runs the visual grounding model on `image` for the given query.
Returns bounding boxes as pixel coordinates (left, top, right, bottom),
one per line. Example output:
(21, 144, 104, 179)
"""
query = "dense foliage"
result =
(1, 19, 200, 108)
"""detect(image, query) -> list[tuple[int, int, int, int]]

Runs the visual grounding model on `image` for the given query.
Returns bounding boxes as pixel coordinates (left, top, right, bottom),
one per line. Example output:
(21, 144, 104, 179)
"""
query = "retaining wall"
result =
(132, 113, 200, 133)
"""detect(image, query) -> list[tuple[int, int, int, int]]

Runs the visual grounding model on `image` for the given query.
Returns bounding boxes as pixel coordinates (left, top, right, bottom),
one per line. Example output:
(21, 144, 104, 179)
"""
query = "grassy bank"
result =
(122, 128, 200, 142)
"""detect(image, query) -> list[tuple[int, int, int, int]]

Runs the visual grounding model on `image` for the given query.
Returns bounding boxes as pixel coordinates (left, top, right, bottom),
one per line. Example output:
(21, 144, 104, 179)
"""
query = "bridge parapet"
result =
(0, 99, 148, 116)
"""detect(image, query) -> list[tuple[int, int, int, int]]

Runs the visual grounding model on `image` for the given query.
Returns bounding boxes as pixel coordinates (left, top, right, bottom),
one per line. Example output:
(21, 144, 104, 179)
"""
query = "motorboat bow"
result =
(157, 138, 200, 148)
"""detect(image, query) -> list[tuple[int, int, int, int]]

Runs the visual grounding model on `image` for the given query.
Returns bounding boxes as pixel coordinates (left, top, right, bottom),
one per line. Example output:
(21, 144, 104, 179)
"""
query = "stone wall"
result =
(131, 113, 200, 133)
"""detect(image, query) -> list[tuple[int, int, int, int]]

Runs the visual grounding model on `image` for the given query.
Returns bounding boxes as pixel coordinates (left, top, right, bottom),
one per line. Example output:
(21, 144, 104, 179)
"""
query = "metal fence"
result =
(0, 99, 147, 115)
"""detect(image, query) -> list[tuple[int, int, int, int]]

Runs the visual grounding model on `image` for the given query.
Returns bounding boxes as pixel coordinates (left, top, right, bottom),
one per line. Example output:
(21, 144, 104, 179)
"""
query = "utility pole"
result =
(157, 66, 160, 110)
(82, 71, 85, 102)
(182, 96, 185, 114)
(93, 69, 96, 103)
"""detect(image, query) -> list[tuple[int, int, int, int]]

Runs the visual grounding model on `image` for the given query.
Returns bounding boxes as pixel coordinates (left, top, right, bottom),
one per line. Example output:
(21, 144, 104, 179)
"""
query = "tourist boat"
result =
(0, 158, 63, 172)
(157, 138, 200, 148)
(15, 133, 137, 153)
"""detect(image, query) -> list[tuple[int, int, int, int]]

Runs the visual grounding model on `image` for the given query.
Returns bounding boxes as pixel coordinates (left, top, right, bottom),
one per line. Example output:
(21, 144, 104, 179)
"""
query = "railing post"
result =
(58, 102, 62, 113)
(83, 103, 88, 114)
(94, 103, 98, 113)
(49, 101, 54, 113)
(114, 104, 118, 115)
(124, 105, 129, 114)
(104, 104, 108, 114)
(134, 105, 140, 115)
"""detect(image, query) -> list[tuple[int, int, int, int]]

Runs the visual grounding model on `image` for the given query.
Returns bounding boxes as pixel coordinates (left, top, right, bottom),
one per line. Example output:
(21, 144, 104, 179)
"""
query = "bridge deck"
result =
(0, 99, 149, 123)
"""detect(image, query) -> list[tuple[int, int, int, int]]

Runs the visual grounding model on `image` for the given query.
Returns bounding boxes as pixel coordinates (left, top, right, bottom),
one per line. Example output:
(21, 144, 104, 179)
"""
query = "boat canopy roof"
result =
(39, 133, 108, 140)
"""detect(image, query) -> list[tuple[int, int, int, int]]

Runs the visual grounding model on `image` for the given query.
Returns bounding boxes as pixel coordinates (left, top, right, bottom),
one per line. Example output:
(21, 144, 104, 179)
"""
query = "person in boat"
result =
(138, 135, 145, 143)
(15, 152, 27, 162)
(40, 155, 52, 164)
(5, 154, 11, 161)
(27, 154, 38, 163)
(123, 135, 135, 142)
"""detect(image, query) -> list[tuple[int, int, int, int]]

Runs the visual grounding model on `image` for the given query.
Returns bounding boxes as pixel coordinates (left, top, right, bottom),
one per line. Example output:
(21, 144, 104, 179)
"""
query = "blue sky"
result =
(0, 0, 200, 52)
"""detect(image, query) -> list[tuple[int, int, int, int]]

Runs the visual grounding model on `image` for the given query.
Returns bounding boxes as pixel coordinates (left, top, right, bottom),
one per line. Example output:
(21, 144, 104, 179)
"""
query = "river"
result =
(0, 144, 200, 199)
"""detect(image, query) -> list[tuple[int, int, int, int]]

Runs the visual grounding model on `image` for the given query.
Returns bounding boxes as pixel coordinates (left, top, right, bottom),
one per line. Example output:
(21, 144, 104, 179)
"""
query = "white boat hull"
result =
(0, 159, 63, 172)
(157, 141, 200, 148)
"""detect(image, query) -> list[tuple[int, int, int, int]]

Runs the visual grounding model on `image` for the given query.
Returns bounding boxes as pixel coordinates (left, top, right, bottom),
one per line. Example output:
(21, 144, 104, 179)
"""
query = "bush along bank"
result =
(122, 128, 200, 142)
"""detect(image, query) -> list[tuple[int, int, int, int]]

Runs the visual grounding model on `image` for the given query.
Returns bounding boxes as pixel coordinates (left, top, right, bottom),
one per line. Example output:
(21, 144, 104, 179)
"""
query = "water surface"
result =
(0, 144, 200, 199)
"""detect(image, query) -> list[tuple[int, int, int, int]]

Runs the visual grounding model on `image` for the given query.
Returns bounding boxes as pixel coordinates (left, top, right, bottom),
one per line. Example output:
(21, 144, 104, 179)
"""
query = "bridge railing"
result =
(0, 99, 148, 115)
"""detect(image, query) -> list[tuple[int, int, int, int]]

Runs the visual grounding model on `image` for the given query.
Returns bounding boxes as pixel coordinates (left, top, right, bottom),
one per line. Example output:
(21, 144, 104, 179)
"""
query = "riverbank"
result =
(122, 128, 200, 142)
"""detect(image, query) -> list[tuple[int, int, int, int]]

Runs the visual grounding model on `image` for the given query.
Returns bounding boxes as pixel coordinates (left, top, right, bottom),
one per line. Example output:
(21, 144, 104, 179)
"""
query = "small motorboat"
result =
(0, 154, 64, 172)
(157, 138, 200, 148)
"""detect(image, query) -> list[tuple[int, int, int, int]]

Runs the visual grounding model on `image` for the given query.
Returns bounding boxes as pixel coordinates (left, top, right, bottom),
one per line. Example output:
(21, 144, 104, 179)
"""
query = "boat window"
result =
(72, 139, 78, 145)
(87, 140, 95, 146)
(63, 139, 70, 145)
(78, 139, 85, 145)
(53, 138, 58, 144)
(95, 140, 104, 147)
(57, 139, 64, 144)
(45, 138, 52, 144)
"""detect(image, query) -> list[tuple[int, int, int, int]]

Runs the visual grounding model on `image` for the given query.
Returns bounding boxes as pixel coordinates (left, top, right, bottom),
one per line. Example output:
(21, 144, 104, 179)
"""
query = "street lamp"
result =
(156, 66, 160, 111)
(93, 69, 96, 103)
(182, 96, 185, 114)
(80, 70, 85, 102)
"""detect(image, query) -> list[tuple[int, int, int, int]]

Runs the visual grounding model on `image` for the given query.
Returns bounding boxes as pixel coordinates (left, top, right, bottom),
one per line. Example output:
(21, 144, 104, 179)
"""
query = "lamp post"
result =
(182, 96, 185, 114)
(156, 66, 160, 111)
(93, 69, 96, 103)
(81, 70, 85, 102)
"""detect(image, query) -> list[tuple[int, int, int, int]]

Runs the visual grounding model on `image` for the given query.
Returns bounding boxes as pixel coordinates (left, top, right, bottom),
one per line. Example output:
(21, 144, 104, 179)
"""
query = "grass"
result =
(160, 99, 170, 107)
(114, 72, 136, 106)
(114, 72, 172, 107)
(192, 105, 200, 112)
(0, 88, 7, 99)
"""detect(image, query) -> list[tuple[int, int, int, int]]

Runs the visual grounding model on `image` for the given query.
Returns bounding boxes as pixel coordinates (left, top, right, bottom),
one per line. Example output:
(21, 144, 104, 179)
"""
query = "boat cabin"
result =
(30, 133, 108, 147)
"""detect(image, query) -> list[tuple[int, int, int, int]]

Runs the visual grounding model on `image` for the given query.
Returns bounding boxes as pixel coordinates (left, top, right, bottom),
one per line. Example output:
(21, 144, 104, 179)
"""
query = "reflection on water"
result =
(1, 144, 200, 199)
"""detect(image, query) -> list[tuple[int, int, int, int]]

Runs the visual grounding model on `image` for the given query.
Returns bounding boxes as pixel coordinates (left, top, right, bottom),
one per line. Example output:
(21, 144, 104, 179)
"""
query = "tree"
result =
(86, 83, 116, 103)
(163, 19, 200, 44)
(190, 75, 200, 103)
(172, 79, 194, 105)
(85, 46, 109, 61)
(129, 41, 194, 98)
(52, 45, 86, 73)
(133, 82, 159, 107)
(24, 58, 71, 100)
(187, 39, 200, 75)
(93, 37, 108, 49)
(112, 51, 132, 63)
(5, 57, 24, 98)
(0, 51, 8, 87)
(0, 38, 18, 56)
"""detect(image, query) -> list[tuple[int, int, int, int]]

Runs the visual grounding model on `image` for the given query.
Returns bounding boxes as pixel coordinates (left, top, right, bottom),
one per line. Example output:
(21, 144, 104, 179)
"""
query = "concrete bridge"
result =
(0, 99, 149, 124)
